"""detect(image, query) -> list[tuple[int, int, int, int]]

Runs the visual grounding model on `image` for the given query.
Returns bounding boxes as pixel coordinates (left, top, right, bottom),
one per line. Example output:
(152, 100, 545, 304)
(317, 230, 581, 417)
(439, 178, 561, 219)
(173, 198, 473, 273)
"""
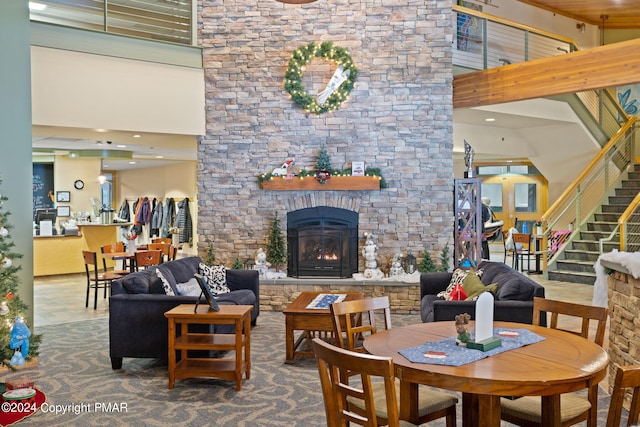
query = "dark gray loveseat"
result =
(109, 256, 259, 369)
(420, 261, 545, 325)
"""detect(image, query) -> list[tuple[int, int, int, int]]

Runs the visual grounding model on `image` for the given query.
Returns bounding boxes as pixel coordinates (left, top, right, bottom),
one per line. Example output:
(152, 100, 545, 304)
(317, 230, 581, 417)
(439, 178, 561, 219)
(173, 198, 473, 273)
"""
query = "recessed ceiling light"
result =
(129, 161, 137, 165)
(485, 118, 496, 122)
(117, 145, 126, 148)
(95, 128, 108, 133)
(506, 160, 513, 163)
(28, 2, 47, 11)
(155, 155, 164, 159)
(133, 134, 141, 138)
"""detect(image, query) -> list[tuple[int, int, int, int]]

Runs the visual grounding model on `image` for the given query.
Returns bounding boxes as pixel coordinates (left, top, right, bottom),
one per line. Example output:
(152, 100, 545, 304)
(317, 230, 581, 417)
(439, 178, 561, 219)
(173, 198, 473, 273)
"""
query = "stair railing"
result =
(542, 118, 638, 264)
(600, 192, 640, 253)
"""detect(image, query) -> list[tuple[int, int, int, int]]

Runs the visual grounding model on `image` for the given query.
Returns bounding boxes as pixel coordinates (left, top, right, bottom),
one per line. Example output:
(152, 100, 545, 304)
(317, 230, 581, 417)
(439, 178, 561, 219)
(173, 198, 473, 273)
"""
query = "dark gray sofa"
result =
(109, 256, 259, 369)
(420, 261, 545, 325)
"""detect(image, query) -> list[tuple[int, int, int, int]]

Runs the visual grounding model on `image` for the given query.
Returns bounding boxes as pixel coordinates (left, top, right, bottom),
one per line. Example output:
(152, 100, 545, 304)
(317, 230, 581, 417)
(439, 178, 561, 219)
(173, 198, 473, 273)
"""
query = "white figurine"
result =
(389, 253, 405, 277)
(362, 232, 384, 279)
(253, 248, 270, 278)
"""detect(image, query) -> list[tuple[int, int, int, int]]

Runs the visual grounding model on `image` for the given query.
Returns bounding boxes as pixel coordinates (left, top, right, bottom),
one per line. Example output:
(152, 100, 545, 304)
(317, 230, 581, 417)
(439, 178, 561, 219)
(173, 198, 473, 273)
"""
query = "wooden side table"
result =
(283, 291, 364, 364)
(165, 304, 252, 390)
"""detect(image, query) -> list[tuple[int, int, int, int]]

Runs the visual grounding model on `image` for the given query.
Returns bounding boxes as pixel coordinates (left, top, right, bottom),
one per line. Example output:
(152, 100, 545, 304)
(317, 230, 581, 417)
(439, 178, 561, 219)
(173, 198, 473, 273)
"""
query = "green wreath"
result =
(284, 41, 358, 115)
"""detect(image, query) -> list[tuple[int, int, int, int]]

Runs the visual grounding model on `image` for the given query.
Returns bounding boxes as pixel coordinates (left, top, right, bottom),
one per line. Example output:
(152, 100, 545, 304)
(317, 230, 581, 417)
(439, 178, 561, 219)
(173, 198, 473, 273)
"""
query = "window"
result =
(514, 183, 537, 212)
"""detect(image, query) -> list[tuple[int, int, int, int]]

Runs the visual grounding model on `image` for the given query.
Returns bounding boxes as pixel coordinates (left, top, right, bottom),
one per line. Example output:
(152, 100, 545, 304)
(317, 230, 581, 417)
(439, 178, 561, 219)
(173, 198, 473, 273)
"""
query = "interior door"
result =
(481, 174, 547, 232)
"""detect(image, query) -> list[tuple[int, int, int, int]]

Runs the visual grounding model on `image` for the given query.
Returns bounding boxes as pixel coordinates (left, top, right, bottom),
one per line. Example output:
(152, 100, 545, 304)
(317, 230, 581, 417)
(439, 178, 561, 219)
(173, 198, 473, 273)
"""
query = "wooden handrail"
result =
(542, 117, 637, 222)
(453, 5, 578, 47)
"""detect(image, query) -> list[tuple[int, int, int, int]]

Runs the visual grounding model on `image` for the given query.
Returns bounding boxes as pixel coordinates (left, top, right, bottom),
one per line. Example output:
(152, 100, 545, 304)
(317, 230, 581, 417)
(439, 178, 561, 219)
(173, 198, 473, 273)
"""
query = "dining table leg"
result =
(462, 393, 501, 427)
(398, 380, 420, 424)
(541, 394, 561, 427)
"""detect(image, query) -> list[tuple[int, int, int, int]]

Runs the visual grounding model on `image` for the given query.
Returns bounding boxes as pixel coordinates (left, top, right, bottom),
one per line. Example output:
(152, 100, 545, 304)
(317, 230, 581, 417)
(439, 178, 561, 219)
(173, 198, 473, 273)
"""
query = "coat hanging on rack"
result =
(176, 197, 193, 246)
(150, 199, 163, 237)
(161, 198, 177, 238)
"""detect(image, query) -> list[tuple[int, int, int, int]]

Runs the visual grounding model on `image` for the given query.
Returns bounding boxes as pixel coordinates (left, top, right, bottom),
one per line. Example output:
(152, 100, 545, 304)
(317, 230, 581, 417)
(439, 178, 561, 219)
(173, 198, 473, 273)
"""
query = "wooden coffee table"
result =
(283, 291, 364, 364)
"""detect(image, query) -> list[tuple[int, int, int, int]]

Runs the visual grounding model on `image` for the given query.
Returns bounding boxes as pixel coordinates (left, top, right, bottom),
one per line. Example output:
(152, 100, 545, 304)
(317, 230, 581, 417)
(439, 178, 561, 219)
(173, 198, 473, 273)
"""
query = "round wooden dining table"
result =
(363, 321, 609, 427)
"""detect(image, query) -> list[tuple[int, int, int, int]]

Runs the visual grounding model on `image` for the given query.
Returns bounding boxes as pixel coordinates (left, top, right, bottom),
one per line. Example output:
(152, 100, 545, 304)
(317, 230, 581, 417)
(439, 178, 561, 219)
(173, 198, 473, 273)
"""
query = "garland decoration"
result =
(284, 41, 358, 115)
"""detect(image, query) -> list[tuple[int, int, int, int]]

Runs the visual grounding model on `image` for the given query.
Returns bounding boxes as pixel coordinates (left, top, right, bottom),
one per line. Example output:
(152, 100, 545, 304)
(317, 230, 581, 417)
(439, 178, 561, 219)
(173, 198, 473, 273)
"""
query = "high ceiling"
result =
(518, 0, 640, 29)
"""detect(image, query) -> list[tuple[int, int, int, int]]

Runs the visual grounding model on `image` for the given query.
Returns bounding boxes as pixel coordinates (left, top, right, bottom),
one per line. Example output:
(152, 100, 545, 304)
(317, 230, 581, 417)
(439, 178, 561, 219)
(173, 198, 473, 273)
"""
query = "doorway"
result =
(479, 163, 548, 232)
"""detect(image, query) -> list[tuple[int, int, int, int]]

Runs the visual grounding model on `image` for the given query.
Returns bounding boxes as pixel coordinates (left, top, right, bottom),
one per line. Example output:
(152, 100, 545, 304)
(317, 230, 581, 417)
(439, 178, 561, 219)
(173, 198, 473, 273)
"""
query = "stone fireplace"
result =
(287, 207, 358, 278)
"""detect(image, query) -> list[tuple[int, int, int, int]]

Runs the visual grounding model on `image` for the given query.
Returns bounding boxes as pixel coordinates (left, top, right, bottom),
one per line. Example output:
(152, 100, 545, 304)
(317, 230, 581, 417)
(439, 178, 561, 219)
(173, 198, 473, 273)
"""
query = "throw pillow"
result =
(437, 268, 469, 299)
(199, 263, 230, 295)
(447, 283, 468, 301)
(175, 277, 201, 297)
(462, 271, 498, 301)
(156, 269, 176, 296)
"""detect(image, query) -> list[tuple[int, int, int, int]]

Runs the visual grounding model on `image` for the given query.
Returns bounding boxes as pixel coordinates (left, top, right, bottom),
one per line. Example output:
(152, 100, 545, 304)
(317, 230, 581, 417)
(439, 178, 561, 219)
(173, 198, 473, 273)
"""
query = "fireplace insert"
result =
(287, 207, 358, 278)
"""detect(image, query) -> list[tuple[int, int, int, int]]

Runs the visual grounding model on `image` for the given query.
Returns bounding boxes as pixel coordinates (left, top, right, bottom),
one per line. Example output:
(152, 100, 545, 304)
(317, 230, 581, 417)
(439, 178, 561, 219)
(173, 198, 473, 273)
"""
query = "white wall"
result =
(30, 46, 205, 136)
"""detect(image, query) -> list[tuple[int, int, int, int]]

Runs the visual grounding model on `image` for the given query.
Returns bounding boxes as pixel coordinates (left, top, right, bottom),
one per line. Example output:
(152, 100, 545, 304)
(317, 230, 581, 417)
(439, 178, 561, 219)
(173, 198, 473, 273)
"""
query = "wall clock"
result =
(74, 180, 85, 190)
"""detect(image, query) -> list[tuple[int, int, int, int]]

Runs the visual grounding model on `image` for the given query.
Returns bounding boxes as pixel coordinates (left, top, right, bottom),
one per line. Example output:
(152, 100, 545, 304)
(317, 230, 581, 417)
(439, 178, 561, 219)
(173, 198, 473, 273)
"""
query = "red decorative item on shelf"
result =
(315, 170, 331, 184)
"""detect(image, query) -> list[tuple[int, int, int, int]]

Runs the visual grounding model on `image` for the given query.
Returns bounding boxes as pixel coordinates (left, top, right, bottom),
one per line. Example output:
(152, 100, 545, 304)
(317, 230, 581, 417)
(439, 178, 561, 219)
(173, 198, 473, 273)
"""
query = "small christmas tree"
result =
(231, 258, 243, 270)
(418, 249, 437, 273)
(0, 177, 41, 368)
(315, 145, 333, 184)
(204, 242, 216, 266)
(266, 212, 286, 272)
(315, 145, 332, 171)
(439, 243, 451, 272)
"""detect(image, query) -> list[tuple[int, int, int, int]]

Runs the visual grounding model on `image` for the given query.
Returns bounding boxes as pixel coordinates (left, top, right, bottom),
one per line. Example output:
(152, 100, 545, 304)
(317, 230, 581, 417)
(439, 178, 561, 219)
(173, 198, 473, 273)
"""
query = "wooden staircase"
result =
(547, 164, 640, 285)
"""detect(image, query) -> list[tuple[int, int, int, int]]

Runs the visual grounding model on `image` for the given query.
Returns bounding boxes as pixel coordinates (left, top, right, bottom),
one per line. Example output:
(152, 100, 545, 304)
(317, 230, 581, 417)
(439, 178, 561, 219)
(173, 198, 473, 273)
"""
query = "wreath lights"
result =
(284, 41, 358, 114)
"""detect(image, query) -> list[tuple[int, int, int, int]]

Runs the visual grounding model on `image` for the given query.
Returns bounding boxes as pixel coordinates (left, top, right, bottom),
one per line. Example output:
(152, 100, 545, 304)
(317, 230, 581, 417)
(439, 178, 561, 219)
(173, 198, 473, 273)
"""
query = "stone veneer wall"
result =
(197, 0, 454, 271)
(607, 271, 640, 402)
(260, 282, 422, 314)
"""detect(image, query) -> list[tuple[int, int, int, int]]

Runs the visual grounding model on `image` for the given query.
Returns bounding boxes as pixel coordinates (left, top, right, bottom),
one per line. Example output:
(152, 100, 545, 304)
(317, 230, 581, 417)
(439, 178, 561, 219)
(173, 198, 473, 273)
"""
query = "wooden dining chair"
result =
(331, 296, 391, 353)
(168, 245, 178, 261)
(100, 242, 130, 275)
(134, 250, 163, 271)
(330, 297, 457, 427)
(606, 364, 640, 427)
(500, 297, 609, 427)
(511, 233, 532, 271)
(82, 250, 123, 310)
(312, 337, 418, 427)
(152, 237, 172, 245)
(148, 243, 171, 262)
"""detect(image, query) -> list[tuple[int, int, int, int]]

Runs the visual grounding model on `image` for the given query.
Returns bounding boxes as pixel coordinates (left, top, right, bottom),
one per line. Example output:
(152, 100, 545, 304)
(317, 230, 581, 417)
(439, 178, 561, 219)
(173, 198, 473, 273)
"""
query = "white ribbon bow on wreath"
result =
(317, 65, 351, 106)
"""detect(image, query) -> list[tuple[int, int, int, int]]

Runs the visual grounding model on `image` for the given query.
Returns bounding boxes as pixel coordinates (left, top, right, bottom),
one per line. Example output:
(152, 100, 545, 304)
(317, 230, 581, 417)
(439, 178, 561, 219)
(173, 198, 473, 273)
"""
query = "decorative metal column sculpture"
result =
(454, 140, 482, 269)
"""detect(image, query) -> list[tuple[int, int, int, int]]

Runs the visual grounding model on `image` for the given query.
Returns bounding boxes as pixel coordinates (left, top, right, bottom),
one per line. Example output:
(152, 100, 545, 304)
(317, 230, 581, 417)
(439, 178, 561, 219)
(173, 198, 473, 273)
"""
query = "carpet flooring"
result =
(4, 311, 625, 426)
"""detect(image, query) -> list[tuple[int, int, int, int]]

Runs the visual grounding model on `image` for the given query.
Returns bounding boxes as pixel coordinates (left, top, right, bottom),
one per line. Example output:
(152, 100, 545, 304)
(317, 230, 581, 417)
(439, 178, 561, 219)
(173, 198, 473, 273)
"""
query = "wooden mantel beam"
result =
(453, 38, 640, 109)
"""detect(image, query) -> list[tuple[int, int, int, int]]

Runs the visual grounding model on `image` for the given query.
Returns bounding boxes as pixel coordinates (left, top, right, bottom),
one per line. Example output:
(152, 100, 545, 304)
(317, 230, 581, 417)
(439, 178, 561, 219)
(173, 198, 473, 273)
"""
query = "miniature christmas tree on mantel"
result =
(0, 177, 41, 369)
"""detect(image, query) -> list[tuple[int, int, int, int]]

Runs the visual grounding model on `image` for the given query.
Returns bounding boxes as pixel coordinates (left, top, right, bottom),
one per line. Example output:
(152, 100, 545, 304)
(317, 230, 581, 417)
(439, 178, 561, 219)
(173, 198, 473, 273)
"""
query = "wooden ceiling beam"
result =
(453, 38, 640, 109)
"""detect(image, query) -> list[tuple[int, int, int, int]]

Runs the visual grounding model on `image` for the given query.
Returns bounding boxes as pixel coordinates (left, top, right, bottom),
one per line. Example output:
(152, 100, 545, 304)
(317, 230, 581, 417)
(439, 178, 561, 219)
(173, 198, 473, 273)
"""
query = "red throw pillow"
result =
(448, 283, 467, 301)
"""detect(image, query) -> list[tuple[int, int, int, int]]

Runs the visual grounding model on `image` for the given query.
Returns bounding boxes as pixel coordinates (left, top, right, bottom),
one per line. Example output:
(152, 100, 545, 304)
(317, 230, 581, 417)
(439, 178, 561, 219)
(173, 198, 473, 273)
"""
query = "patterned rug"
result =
(3, 312, 620, 426)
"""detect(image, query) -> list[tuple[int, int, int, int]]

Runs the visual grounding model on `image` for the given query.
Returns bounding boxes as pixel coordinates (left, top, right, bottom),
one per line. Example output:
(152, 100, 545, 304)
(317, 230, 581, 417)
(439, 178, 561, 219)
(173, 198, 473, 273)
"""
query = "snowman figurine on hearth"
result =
(362, 233, 384, 279)
(253, 248, 270, 278)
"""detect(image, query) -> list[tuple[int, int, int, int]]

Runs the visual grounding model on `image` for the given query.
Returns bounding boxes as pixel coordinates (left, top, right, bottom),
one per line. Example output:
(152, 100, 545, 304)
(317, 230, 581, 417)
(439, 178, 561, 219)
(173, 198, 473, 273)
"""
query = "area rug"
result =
(0, 312, 621, 426)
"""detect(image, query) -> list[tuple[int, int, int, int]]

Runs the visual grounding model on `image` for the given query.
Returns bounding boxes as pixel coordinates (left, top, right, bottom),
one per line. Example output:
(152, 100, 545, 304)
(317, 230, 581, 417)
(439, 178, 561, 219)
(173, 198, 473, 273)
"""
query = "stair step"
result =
(608, 196, 635, 205)
(615, 187, 640, 197)
(621, 179, 640, 188)
(587, 222, 618, 232)
(579, 230, 617, 241)
(602, 204, 629, 214)
(626, 172, 640, 180)
(571, 239, 618, 251)
(556, 259, 595, 273)
(547, 270, 595, 285)
(563, 249, 600, 262)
